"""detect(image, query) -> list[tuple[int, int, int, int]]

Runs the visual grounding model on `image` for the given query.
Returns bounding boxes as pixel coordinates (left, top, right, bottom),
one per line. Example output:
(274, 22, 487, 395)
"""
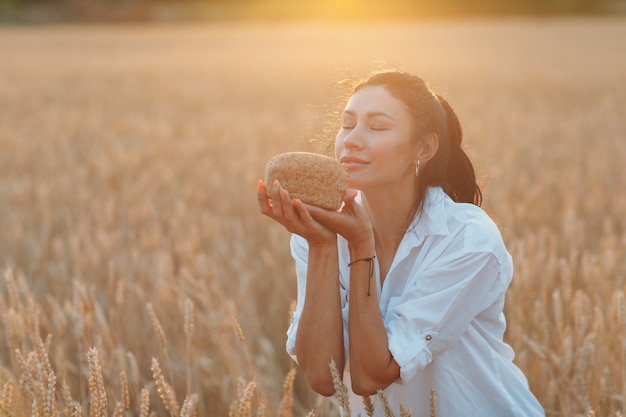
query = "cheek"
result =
(380, 144, 416, 173)
(334, 134, 342, 159)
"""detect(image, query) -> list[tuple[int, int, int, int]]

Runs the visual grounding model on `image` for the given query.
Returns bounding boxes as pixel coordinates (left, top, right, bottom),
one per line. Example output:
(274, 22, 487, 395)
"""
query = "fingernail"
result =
(273, 180, 280, 191)
(257, 180, 264, 192)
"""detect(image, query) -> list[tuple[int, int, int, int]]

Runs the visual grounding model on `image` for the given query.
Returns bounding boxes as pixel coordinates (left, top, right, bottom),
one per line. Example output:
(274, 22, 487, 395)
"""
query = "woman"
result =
(257, 71, 544, 416)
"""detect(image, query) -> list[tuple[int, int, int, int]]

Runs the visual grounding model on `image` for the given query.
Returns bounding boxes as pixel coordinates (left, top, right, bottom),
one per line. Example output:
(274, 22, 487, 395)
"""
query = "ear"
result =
(414, 132, 439, 165)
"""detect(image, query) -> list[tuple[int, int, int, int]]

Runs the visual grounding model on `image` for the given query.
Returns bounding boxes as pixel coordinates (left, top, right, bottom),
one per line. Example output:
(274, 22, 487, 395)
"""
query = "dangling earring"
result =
(415, 160, 421, 177)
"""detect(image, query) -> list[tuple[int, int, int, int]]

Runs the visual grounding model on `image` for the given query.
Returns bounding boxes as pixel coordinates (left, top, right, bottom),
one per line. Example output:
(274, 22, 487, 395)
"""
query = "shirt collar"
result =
(388, 186, 450, 267)
(407, 186, 450, 240)
(354, 186, 451, 241)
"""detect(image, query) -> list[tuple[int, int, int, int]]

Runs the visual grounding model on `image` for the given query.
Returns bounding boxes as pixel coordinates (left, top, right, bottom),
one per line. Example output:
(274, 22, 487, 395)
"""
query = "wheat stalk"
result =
(44, 371, 56, 417)
(329, 359, 351, 417)
(184, 297, 195, 395)
(147, 303, 176, 395)
(362, 395, 375, 417)
(180, 393, 199, 417)
(231, 315, 245, 343)
(4, 269, 20, 311)
(184, 297, 195, 337)
(230, 314, 262, 406)
(147, 303, 167, 351)
(119, 370, 130, 411)
(14, 349, 32, 395)
(376, 389, 395, 417)
(87, 347, 107, 417)
(72, 403, 83, 417)
(429, 388, 436, 417)
(0, 381, 15, 416)
(112, 402, 124, 417)
(231, 380, 256, 417)
(139, 388, 150, 417)
(151, 357, 179, 417)
(278, 366, 297, 417)
(126, 352, 140, 386)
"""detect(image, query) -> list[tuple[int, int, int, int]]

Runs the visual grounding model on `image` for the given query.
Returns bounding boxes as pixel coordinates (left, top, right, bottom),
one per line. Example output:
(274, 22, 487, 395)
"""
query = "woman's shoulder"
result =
(443, 198, 507, 256)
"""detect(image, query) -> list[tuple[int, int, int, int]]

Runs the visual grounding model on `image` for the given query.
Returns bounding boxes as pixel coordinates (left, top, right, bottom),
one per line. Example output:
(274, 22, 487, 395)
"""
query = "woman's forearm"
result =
(295, 243, 345, 396)
(347, 248, 400, 395)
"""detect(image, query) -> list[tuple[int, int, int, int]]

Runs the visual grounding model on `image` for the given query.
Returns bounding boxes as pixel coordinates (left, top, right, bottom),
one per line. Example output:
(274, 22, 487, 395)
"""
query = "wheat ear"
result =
(180, 393, 199, 417)
(278, 366, 297, 417)
(234, 380, 256, 417)
(151, 357, 179, 417)
(87, 347, 107, 417)
(119, 370, 130, 411)
(147, 303, 176, 394)
(362, 395, 375, 417)
(0, 381, 15, 416)
(112, 402, 124, 417)
(429, 388, 436, 417)
(61, 378, 76, 417)
(139, 388, 150, 417)
(377, 389, 395, 417)
(230, 315, 261, 405)
(329, 359, 351, 417)
(184, 297, 195, 394)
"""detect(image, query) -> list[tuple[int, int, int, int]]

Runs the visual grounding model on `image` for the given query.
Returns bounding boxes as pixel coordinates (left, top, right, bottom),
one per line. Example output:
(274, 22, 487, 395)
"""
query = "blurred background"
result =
(2, 0, 626, 23)
(1, 1, 626, 416)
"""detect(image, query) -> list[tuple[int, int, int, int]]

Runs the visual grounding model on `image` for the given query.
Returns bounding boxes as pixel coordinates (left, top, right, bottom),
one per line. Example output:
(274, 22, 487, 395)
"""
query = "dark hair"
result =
(353, 71, 482, 209)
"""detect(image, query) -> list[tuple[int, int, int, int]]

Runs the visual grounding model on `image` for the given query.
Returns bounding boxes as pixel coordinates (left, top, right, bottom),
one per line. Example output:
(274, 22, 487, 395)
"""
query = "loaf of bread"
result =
(264, 152, 349, 210)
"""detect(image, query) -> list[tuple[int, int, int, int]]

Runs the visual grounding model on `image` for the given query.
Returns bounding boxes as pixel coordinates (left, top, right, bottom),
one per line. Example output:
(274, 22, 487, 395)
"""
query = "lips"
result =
(340, 156, 368, 164)
(340, 156, 368, 170)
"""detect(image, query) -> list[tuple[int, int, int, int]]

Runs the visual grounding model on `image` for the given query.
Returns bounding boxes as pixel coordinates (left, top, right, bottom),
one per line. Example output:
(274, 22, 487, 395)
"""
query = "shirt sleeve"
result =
(285, 234, 309, 362)
(285, 234, 350, 364)
(387, 223, 512, 383)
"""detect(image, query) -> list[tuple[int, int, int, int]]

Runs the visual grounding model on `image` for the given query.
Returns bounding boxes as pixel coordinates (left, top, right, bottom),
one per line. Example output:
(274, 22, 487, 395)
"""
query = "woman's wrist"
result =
(348, 239, 375, 261)
(308, 239, 338, 251)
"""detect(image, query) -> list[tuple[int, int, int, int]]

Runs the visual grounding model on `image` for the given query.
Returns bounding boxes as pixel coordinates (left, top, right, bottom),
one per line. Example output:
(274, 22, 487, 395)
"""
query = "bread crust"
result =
(264, 152, 348, 210)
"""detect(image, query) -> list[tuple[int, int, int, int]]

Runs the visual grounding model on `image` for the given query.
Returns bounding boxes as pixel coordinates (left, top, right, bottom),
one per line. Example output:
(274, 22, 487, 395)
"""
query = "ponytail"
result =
(438, 97, 482, 206)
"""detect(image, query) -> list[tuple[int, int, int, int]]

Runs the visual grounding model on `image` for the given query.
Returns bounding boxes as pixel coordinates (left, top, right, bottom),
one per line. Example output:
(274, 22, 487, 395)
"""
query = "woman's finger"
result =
(279, 187, 298, 225)
(270, 180, 286, 219)
(293, 198, 319, 227)
(305, 204, 344, 232)
(258, 180, 339, 243)
(257, 180, 274, 217)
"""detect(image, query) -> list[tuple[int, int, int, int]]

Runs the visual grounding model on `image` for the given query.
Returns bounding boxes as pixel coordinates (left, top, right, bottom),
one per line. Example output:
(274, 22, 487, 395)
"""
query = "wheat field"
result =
(0, 17, 625, 417)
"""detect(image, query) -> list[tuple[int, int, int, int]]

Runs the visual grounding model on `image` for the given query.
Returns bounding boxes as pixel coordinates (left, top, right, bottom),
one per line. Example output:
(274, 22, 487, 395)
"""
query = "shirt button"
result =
(425, 335, 432, 341)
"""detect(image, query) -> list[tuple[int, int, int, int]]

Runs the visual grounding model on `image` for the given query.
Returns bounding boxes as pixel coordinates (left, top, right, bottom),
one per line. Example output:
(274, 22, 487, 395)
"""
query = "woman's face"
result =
(335, 85, 417, 191)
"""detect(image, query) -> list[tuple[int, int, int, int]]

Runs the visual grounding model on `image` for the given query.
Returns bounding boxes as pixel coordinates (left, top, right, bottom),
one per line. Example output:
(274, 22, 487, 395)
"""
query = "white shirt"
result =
(286, 187, 545, 417)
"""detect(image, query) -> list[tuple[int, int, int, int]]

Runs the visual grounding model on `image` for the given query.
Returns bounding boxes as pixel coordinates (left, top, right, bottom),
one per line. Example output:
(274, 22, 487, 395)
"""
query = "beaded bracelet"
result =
(348, 255, 376, 296)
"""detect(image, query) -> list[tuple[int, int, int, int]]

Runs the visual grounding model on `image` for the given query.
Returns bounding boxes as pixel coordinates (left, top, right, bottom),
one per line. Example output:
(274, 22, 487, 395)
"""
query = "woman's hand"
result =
(304, 189, 374, 252)
(257, 180, 337, 247)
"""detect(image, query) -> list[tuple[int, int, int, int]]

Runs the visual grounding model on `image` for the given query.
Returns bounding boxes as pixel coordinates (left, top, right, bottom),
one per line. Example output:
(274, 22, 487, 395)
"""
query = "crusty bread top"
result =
(264, 152, 348, 210)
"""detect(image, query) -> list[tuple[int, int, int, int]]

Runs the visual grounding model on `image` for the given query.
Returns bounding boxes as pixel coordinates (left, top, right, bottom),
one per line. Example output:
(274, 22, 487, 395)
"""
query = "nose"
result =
(340, 125, 364, 151)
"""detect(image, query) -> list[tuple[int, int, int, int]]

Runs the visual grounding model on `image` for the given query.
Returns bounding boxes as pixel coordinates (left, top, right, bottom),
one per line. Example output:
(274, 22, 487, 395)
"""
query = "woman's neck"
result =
(361, 184, 421, 261)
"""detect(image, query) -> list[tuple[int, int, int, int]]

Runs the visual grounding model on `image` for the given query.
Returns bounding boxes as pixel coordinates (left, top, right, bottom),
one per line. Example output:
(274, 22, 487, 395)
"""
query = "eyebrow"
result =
(343, 110, 395, 120)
